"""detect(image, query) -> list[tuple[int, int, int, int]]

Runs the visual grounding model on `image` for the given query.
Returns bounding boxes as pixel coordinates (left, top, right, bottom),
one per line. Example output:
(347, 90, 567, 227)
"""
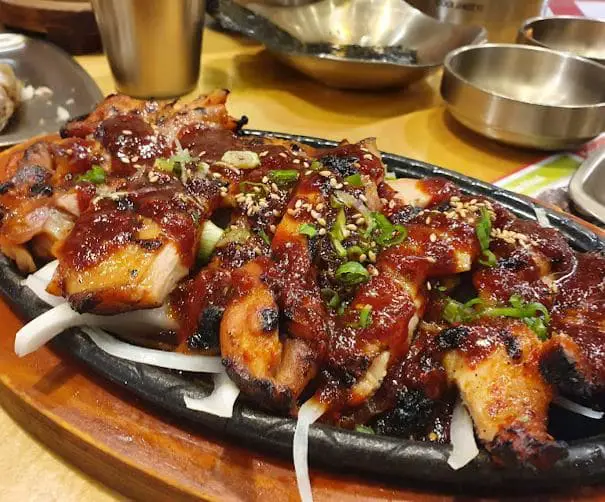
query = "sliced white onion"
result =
(22, 274, 64, 306)
(15, 302, 81, 356)
(554, 396, 604, 420)
(82, 327, 223, 373)
(33, 260, 59, 282)
(293, 399, 326, 502)
(184, 371, 240, 417)
(534, 207, 551, 228)
(447, 399, 479, 470)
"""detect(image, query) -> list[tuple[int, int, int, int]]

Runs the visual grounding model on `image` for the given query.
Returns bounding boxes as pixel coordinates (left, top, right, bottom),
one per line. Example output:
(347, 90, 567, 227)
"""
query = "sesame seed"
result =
(303, 162, 310, 168)
(363, 154, 373, 160)
(368, 250, 377, 262)
(272, 209, 280, 217)
(388, 200, 396, 209)
(335, 183, 344, 190)
(359, 254, 367, 262)
(130, 156, 139, 163)
(353, 162, 361, 169)
(329, 178, 338, 187)
(316, 203, 325, 211)
(253, 186, 261, 193)
(287, 208, 296, 216)
(317, 217, 327, 226)
(271, 183, 279, 192)
(254, 247, 262, 255)
(429, 233, 437, 242)
(305, 170, 313, 175)
(426, 282, 432, 291)
(342, 229, 351, 238)
(359, 194, 368, 202)
(269, 224, 276, 233)
(311, 209, 320, 219)
(199, 151, 206, 156)
(295, 199, 302, 209)
(293, 159, 301, 164)
(262, 176, 269, 183)
(122, 129, 133, 135)
(318, 228, 327, 236)
(279, 152, 288, 158)
(270, 193, 280, 200)
(346, 224, 357, 231)
(121, 157, 131, 164)
(260, 151, 269, 157)
(355, 218, 365, 226)
(319, 170, 332, 177)
(212, 172, 222, 179)
(425, 216, 432, 225)
(380, 198, 388, 205)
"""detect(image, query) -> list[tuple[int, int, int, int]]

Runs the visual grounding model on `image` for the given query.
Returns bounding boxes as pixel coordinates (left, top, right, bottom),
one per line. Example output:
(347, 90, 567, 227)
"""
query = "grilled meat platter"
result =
(1, 90, 604, 496)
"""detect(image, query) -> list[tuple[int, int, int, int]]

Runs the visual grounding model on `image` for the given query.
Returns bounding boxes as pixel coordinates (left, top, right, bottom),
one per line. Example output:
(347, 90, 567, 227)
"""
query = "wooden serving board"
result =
(0, 0, 101, 54)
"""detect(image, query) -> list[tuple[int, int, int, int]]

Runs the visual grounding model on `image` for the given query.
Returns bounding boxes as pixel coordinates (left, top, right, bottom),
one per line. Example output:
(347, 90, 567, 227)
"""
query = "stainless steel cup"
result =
(407, 0, 545, 43)
(91, 0, 205, 98)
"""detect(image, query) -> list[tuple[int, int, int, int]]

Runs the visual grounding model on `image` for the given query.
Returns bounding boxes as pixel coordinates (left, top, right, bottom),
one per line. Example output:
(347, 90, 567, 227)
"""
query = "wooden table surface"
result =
(0, 27, 552, 501)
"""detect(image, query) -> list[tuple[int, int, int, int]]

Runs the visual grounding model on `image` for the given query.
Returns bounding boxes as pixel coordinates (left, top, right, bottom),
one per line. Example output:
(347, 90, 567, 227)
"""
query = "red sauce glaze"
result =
(178, 126, 244, 161)
(58, 209, 140, 271)
(170, 267, 232, 347)
(51, 138, 106, 182)
(551, 252, 605, 382)
(95, 115, 169, 174)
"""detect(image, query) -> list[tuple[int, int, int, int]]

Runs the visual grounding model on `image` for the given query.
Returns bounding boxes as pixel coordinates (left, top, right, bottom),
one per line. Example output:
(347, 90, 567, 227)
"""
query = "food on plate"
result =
(1, 90, 604, 498)
(0, 64, 22, 133)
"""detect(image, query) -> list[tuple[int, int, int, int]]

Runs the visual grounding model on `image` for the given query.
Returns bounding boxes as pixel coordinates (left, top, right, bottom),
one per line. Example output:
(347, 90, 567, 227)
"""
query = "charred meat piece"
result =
(442, 319, 565, 468)
(541, 252, 605, 399)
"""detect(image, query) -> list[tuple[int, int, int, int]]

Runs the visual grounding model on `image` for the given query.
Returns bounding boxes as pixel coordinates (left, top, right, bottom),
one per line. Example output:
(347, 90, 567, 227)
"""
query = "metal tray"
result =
(1, 130, 604, 492)
(0, 33, 103, 148)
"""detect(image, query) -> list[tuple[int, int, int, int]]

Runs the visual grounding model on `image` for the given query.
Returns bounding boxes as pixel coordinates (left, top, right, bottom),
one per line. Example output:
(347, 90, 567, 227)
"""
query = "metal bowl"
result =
(440, 44, 605, 150)
(214, 0, 485, 89)
(407, 0, 544, 43)
(517, 16, 605, 65)
(569, 147, 605, 225)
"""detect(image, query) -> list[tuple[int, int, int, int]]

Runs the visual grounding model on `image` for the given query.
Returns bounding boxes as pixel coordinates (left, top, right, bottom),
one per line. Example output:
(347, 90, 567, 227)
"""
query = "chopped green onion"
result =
(442, 294, 550, 340)
(154, 149, 197, 174)
(345, 173, 363, 187)
(216, 226, 251, 247)
(77, 165, 106, 184)
(355, 424, 375, 434)
(330, 194, 344, 209)
(332, 238, 347, 258)
(198, 221, 224, 263)
(479, 249, 498, 267)
(347, 245, 365, 260)
(358, 305, 373, 328)
(330, 208, 347, 242)
(310, 160, 322, 171)
(269, 169, 299, 185)
(366, 212, 408, 247)
(221, 150, 260, 169)
(321, 288, 341, 309)
(476, 207, 496, 267)
(299, 223, 317, 238)
(335, 261, 370, 286)
(256, 228, 271, 246)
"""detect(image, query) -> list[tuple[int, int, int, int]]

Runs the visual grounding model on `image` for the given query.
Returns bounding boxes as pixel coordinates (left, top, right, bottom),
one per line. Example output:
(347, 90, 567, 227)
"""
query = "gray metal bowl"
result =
(440, 44, 605, 150)
(517, 16, 605, 65)
(569, 147, 605, 224)
(217, 0, 485, 89)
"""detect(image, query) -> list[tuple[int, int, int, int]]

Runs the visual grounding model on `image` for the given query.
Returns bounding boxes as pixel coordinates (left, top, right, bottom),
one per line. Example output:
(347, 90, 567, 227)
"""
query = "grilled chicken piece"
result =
(440, 319, 565, 468)
(317, 189, 482, 420)
(541, 252, 605, 399)
(48, 179, 209, 314)
(221, 173, 331, 413)
(474, 217, 575, 307)
(386, 177, 459, 210)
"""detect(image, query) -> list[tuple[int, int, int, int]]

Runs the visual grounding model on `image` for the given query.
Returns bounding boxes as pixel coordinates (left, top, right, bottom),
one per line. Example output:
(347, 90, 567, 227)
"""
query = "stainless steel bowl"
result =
(224, 0, 485, 90)
(441, 44, 605, 150)
(517, 16, 605, 65)
(569, 147, 605, 224)
(407, 0, 544, 43)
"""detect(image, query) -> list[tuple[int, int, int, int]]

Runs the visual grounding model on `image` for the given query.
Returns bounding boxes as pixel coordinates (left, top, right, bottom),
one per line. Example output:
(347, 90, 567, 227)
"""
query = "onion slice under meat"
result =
(293, 399, 326, 502)
(554, 396, 604, 420)
(447, 399, 479, 470)
(184, 372, 240, 417)
(534, 207, 551, 228)
(21, 260, 63, 306)
(83, 327, 223, 373)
